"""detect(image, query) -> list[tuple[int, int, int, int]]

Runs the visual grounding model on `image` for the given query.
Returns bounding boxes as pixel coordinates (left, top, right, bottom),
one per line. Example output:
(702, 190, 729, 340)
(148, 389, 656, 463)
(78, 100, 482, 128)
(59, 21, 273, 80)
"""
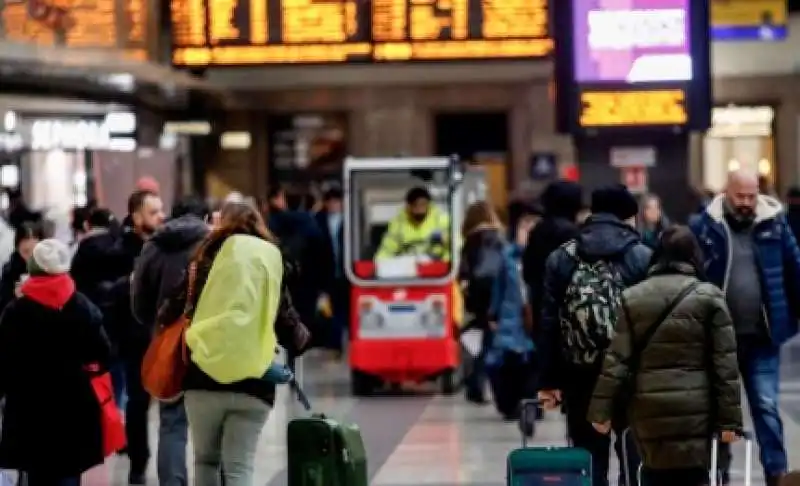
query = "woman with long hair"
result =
(459, 201, 534, 418)
(638, 193, 669, 250)
(588, 225, 742, 486)
(165, 202, 310, 486)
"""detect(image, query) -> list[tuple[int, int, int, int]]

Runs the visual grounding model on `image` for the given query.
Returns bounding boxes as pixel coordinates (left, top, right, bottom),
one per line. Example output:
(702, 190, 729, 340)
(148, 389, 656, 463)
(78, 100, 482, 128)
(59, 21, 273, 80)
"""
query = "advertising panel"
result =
(573, 0, 691, 83)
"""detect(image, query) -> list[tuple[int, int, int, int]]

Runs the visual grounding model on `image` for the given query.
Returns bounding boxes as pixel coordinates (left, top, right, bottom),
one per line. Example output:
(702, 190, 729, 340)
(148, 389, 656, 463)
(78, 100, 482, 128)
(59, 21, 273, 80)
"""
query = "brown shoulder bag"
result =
(141, 262, 197, 402)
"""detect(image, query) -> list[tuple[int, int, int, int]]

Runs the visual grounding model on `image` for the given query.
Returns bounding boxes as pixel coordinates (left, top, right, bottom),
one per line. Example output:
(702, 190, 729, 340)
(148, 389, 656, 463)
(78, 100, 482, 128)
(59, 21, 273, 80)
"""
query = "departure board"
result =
(372, 0, 551, 61)
(578, 89, 688, 128)
(0, 0, 148, 58)
(171, 0, 552, 66)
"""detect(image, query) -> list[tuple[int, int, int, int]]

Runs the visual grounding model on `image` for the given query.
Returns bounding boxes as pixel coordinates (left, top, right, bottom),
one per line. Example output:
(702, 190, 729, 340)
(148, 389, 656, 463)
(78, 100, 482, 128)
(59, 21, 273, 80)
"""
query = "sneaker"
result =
(129, 471, 146, 485)
(766, 474, 784, 486)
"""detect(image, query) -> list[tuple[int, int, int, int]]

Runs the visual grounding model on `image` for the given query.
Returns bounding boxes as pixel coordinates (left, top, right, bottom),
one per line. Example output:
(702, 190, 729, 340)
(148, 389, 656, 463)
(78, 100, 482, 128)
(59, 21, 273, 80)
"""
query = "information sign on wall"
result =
(711, 0, 787, 41)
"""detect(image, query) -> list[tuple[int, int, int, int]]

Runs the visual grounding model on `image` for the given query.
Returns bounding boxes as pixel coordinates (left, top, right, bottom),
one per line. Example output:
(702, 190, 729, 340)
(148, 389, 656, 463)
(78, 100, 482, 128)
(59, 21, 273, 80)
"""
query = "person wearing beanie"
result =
(536, 184, 652, 486)
(590, 183, 640, 224)
(0, 239, 112, 485)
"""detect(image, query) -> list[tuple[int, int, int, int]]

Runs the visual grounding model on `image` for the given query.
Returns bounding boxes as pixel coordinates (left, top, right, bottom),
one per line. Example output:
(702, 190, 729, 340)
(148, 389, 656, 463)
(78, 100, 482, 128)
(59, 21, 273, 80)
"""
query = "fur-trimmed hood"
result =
(704, 194, 783, 224)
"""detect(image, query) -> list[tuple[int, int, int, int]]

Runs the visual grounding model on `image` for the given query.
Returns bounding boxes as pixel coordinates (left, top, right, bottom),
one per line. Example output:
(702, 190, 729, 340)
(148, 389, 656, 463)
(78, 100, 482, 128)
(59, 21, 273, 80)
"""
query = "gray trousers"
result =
(184, 391, 270, 486)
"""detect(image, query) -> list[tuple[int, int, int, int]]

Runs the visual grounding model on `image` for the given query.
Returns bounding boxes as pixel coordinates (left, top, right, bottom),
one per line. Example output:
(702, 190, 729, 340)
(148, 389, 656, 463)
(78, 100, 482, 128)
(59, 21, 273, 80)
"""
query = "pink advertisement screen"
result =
(572, 0, 692, 83)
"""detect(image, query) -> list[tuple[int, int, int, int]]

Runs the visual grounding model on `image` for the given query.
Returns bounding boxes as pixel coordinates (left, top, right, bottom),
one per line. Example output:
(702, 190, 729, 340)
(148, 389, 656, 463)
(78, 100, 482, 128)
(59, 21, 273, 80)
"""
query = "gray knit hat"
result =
(28, 239, 71, 276)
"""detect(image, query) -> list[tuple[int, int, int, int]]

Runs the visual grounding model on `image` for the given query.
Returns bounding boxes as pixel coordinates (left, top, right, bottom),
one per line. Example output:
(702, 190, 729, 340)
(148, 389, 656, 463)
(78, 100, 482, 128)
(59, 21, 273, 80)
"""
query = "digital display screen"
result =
(578, 89, 688, 127)
(171, 0, 552, 66)
(0, 0, 148, 59)
(572, 0, 692, 83)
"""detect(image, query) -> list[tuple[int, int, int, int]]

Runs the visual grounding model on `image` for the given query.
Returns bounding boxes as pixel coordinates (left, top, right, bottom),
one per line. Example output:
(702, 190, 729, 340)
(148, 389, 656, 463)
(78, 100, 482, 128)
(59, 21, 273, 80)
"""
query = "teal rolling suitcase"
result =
(286, 379, 368, 486)
(507, 400, 592, 486)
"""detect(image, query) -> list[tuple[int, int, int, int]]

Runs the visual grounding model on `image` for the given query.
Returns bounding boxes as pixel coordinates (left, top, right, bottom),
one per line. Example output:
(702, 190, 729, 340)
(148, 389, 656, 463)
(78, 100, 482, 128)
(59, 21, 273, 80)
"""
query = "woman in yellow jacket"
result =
(161, 202, 310, 486)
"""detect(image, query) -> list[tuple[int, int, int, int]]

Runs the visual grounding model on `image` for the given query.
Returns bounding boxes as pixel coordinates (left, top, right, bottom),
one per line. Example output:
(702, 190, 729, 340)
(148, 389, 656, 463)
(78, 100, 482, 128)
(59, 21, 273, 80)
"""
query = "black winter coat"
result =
(0, 288, 111, 477)
(0, 252, 26, 313)
(538, 213, 653, 390)
(132, 215, 209, 331)
(71, 230, 131, 346)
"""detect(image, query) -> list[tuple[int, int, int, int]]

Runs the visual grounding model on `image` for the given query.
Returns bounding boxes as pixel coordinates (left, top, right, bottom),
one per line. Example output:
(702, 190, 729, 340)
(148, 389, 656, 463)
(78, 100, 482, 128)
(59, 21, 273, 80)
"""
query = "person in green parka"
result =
(587, 225, 743, 486)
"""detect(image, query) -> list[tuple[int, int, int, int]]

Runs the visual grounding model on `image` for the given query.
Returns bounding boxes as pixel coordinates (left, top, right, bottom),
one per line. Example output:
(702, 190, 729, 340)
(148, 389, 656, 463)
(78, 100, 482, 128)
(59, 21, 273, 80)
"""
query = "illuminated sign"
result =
(578, 90, 688, 128)
(711, 0, 786, 41)
(170, 0, 552, 65)
(572, 0, 691, 83)
(0, 112, 137, 152)
(0, 0, 148, 58)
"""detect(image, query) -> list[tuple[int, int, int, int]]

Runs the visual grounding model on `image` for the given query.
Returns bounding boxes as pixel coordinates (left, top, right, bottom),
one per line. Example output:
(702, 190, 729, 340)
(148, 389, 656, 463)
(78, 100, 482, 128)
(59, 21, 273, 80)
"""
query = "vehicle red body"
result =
(348, 261, 459, 392)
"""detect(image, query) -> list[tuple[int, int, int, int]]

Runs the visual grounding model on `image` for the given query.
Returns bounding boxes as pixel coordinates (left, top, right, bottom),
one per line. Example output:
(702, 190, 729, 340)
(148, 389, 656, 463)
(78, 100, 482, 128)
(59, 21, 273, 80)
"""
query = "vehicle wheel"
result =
(439, 369, 457, 395)
(351, 370, 374, 396)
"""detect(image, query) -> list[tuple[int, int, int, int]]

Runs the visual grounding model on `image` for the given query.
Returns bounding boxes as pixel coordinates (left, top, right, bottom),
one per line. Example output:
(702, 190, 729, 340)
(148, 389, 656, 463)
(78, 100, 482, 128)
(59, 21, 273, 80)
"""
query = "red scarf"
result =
(20, 274, 76, 309)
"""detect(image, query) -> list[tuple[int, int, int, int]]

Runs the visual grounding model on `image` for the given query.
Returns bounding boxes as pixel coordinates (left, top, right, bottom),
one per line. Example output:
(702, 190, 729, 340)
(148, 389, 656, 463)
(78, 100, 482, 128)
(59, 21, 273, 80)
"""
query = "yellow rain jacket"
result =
(185, 235, 283, 384)
(376, 206, 452, 261)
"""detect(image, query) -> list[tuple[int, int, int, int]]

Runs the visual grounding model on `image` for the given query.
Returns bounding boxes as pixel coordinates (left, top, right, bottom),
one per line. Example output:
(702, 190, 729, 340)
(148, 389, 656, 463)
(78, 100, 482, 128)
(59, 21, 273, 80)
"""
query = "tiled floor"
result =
(89, 346, 800, 486)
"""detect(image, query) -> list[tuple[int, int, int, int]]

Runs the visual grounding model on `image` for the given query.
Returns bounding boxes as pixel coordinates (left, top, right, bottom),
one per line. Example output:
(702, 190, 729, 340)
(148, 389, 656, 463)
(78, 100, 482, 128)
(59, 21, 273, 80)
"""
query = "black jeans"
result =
(563, 365, 640, 486)
(124, 352, 152, 475)
(641, 467, 707, 486)
(24, 473, 80, 486)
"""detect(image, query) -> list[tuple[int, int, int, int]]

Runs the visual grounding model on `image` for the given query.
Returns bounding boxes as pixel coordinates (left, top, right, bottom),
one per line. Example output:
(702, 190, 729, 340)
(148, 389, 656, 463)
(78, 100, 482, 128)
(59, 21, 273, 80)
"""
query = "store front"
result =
(702, 105, 776, 193)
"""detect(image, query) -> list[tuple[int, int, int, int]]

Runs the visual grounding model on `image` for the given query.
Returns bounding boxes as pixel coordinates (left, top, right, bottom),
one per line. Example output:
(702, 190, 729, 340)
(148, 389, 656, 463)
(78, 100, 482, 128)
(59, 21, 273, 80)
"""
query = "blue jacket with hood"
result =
(689, 194, 800, 346)
(484, 242, 535, 369)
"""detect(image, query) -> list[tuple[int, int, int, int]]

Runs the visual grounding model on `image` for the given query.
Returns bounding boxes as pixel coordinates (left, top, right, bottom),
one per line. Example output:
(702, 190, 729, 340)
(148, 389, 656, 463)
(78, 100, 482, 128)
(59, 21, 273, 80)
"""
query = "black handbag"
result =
(614, 280, 700, 423)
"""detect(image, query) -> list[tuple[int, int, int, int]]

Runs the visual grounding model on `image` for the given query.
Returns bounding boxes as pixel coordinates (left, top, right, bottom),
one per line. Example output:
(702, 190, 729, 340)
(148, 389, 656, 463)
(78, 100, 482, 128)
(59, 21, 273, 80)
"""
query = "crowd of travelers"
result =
(0, 168, 798, 486)
(0, 180, 349, 486)
(459, 171, 799, 486)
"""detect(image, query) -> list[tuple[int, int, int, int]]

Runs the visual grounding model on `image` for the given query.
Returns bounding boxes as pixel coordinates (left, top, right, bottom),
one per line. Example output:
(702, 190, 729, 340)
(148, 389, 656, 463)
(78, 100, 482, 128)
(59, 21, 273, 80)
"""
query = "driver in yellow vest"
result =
(376, 187, 451, 261)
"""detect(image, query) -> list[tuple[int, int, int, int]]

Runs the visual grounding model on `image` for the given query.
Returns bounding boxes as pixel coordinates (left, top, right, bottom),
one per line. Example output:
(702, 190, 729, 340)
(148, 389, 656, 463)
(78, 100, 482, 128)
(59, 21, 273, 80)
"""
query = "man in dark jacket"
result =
(538, 184, 652, 486)
(522, 180, 584, 329)
(71, 207, 128, 412)
(118, 189, 165, 485)
(269, 191, 326, 337)
(315, 186, 348, 356)
(690, 170, 800, 486)
(132, 196, 209, 486)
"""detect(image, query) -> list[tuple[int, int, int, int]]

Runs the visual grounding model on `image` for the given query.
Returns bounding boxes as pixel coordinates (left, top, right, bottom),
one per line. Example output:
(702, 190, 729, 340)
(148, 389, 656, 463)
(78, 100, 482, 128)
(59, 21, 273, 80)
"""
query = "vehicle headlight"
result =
(361, 311, 384, 329)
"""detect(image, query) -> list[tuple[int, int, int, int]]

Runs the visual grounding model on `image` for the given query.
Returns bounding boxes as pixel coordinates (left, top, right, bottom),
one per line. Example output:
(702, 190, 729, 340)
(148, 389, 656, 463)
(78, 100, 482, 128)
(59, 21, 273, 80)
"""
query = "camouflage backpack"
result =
(560, 240, 626, 364)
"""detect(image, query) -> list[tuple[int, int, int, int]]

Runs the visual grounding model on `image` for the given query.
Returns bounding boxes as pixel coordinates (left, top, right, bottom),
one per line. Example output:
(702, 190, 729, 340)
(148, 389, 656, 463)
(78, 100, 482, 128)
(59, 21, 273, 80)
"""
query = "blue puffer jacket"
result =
(484, 243, 535, 369)
(690, 194, 800, 346)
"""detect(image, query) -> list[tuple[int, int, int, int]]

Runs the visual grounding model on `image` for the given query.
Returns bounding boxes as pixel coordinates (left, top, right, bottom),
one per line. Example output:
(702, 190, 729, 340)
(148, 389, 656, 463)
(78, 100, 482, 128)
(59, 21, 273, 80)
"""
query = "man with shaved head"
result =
(690, 169, 800, 486)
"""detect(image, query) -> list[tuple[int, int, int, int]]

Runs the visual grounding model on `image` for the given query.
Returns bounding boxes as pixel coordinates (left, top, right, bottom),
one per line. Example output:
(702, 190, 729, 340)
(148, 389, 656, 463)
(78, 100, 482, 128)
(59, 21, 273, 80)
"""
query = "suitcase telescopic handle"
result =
(710, 430, 753, 486)
(289, 377, 312, 412)
(519, 399, 539, 448)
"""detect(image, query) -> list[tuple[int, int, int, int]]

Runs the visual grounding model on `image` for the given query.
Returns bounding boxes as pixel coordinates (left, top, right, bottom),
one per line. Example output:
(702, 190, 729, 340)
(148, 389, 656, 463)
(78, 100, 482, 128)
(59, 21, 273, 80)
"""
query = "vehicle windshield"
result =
(348, 168, 455, 282)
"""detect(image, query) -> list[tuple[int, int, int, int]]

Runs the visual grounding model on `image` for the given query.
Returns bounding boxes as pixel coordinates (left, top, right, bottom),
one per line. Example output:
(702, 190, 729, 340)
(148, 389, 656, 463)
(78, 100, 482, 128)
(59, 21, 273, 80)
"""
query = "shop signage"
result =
(610, 146, 657, 168)
(0, 112, 137, 152)
(31, 119, 112, 151)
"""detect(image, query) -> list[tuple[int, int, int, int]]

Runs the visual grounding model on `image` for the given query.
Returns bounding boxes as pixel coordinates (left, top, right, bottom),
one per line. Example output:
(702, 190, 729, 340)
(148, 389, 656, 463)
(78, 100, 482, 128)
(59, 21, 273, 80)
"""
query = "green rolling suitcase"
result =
(507, 400, 592, 486)
(286, 379, 368, 486)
